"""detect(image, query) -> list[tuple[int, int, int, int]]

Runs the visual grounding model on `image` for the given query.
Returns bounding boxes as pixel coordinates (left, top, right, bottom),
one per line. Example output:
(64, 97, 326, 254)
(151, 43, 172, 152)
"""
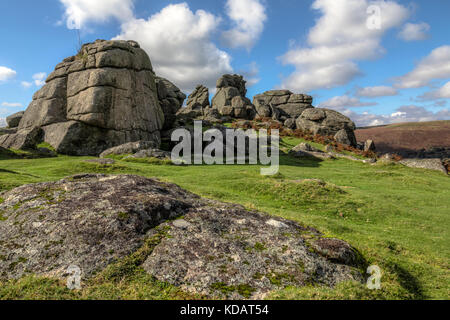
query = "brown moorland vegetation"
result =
(355, 120, 450, 156)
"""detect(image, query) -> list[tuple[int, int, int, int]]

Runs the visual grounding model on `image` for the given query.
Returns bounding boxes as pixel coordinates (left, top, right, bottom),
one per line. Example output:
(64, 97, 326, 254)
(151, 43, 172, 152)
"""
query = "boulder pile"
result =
(1, 40, 362, 154)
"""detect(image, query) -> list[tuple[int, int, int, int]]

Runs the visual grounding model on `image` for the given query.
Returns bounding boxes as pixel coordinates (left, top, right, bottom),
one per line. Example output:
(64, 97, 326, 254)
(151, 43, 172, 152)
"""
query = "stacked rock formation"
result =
(211, 74, 256, 120)
(297, 109, 357, 147)
(253, 90, 314, 121)
(176, 85, 210, 120)
(0, 40, 165, 155)
(155, 76, 186, 130)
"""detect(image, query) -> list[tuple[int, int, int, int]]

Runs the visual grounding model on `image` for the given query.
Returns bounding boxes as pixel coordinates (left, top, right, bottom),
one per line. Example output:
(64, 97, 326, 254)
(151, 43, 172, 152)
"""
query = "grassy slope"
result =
(0, 137, 449, 300)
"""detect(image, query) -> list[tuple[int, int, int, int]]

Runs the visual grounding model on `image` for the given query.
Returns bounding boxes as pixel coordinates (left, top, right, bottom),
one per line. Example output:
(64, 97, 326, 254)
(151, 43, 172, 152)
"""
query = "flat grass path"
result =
(0, 142, 449, 299)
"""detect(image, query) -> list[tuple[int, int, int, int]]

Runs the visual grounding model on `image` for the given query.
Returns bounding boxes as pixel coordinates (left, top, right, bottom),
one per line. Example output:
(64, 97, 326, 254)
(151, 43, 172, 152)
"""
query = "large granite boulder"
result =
(297, 108, 357, 147)
(176, 85, 210, 120)
(0, 174, 363, 298)
(6, 111, 25, 128)
(187, 85, 210, 110)
(211, 74, 256, 120)
(156, 76, 186, 130)
(0, 127, 42, 150)
(0, 40, 164, 155)
(253, 90, 314, 120)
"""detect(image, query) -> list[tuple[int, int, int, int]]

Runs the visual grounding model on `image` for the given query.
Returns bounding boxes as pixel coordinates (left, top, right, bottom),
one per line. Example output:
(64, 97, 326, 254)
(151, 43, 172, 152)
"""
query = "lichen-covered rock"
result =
(143, 203, 362, 299)
(0, 175, 363, 298)
(253, 91, 314, 119)
(0, 174, 196, 280)
(0, 40, 164, 155)
(399, 158, 447, 174)
(297, 108, 357, 147)
(6, 111, 24, 128)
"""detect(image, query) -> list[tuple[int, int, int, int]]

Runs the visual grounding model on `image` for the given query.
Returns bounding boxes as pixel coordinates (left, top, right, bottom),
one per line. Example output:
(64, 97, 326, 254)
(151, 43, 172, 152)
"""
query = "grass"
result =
(0, 136, 449, 300)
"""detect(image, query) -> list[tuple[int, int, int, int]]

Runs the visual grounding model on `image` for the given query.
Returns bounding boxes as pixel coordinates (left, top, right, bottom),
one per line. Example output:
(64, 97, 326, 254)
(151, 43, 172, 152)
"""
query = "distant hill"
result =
(355, 120, 450, 157)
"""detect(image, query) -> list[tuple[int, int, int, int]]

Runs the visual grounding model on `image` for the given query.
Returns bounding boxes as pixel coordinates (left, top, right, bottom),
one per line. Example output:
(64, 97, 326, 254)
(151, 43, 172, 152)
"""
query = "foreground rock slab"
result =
(0, 174, 363, 299)
(0, 174, 194, 280)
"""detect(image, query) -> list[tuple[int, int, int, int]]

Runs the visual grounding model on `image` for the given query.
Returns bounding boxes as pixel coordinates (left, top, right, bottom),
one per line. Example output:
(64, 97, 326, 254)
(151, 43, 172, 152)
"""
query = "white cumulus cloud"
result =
(395, 45, 450, 89)
(21, 81, 33, 88)
(398, 22, 430, 41)
(32, 72, 47, 86)
(418, 81, 450, 100)
(318, 95, 377, 108)
(0, 66, 17, 82)
(0, 117, 6, 127)
(340, 105, 450, 127)
(114, 3, 233, 92)
(59, 0, 135, 29)
(1, 102, 23, 108)
(221, 0, 267, 51)
(356, 86, 398, 97)
(279, 0, 410, 92)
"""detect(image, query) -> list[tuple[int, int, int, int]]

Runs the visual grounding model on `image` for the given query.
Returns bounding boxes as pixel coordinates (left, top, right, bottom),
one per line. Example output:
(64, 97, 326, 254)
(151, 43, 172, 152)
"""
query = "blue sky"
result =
(0, 0, 449, 127)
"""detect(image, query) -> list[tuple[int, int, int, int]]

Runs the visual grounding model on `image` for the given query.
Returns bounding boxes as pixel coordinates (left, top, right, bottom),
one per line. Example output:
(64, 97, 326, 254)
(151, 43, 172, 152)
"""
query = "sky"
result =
(0, 0, 449, 127)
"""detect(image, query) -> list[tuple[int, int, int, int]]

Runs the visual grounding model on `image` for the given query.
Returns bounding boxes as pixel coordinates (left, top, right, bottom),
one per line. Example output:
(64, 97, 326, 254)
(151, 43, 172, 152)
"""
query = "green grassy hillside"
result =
(0, 137, 449, 300)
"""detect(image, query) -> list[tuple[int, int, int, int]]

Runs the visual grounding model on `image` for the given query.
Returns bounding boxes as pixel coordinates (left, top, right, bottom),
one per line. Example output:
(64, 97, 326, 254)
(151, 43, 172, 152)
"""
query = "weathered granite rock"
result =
(126, 148, 172, 160)
(6, 111, 25, 128)
(253, 91, 314, 119)
(364, 140, 376, 152)
(0, 127, 42, 150)
(216, 74, 247, 96)
(284, 118, 296, 129)
(0, 40, 164, 155)
(289, 142, 334, 160)
(84, 158, 116, 165)
(297, 109, 357, 147)
(176, 85, 210, 122)
(334, 129, 357, 147)
(99, 140, 159, 158)
(0, 174, 363, 299)
(399, 158, 447, 174)
(0, 127, 17, 136)
(156, 76, 186, 130)
(211, 75, 255, 120)
(0, 175, 194, 280)
(186, 85, 209, 110)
